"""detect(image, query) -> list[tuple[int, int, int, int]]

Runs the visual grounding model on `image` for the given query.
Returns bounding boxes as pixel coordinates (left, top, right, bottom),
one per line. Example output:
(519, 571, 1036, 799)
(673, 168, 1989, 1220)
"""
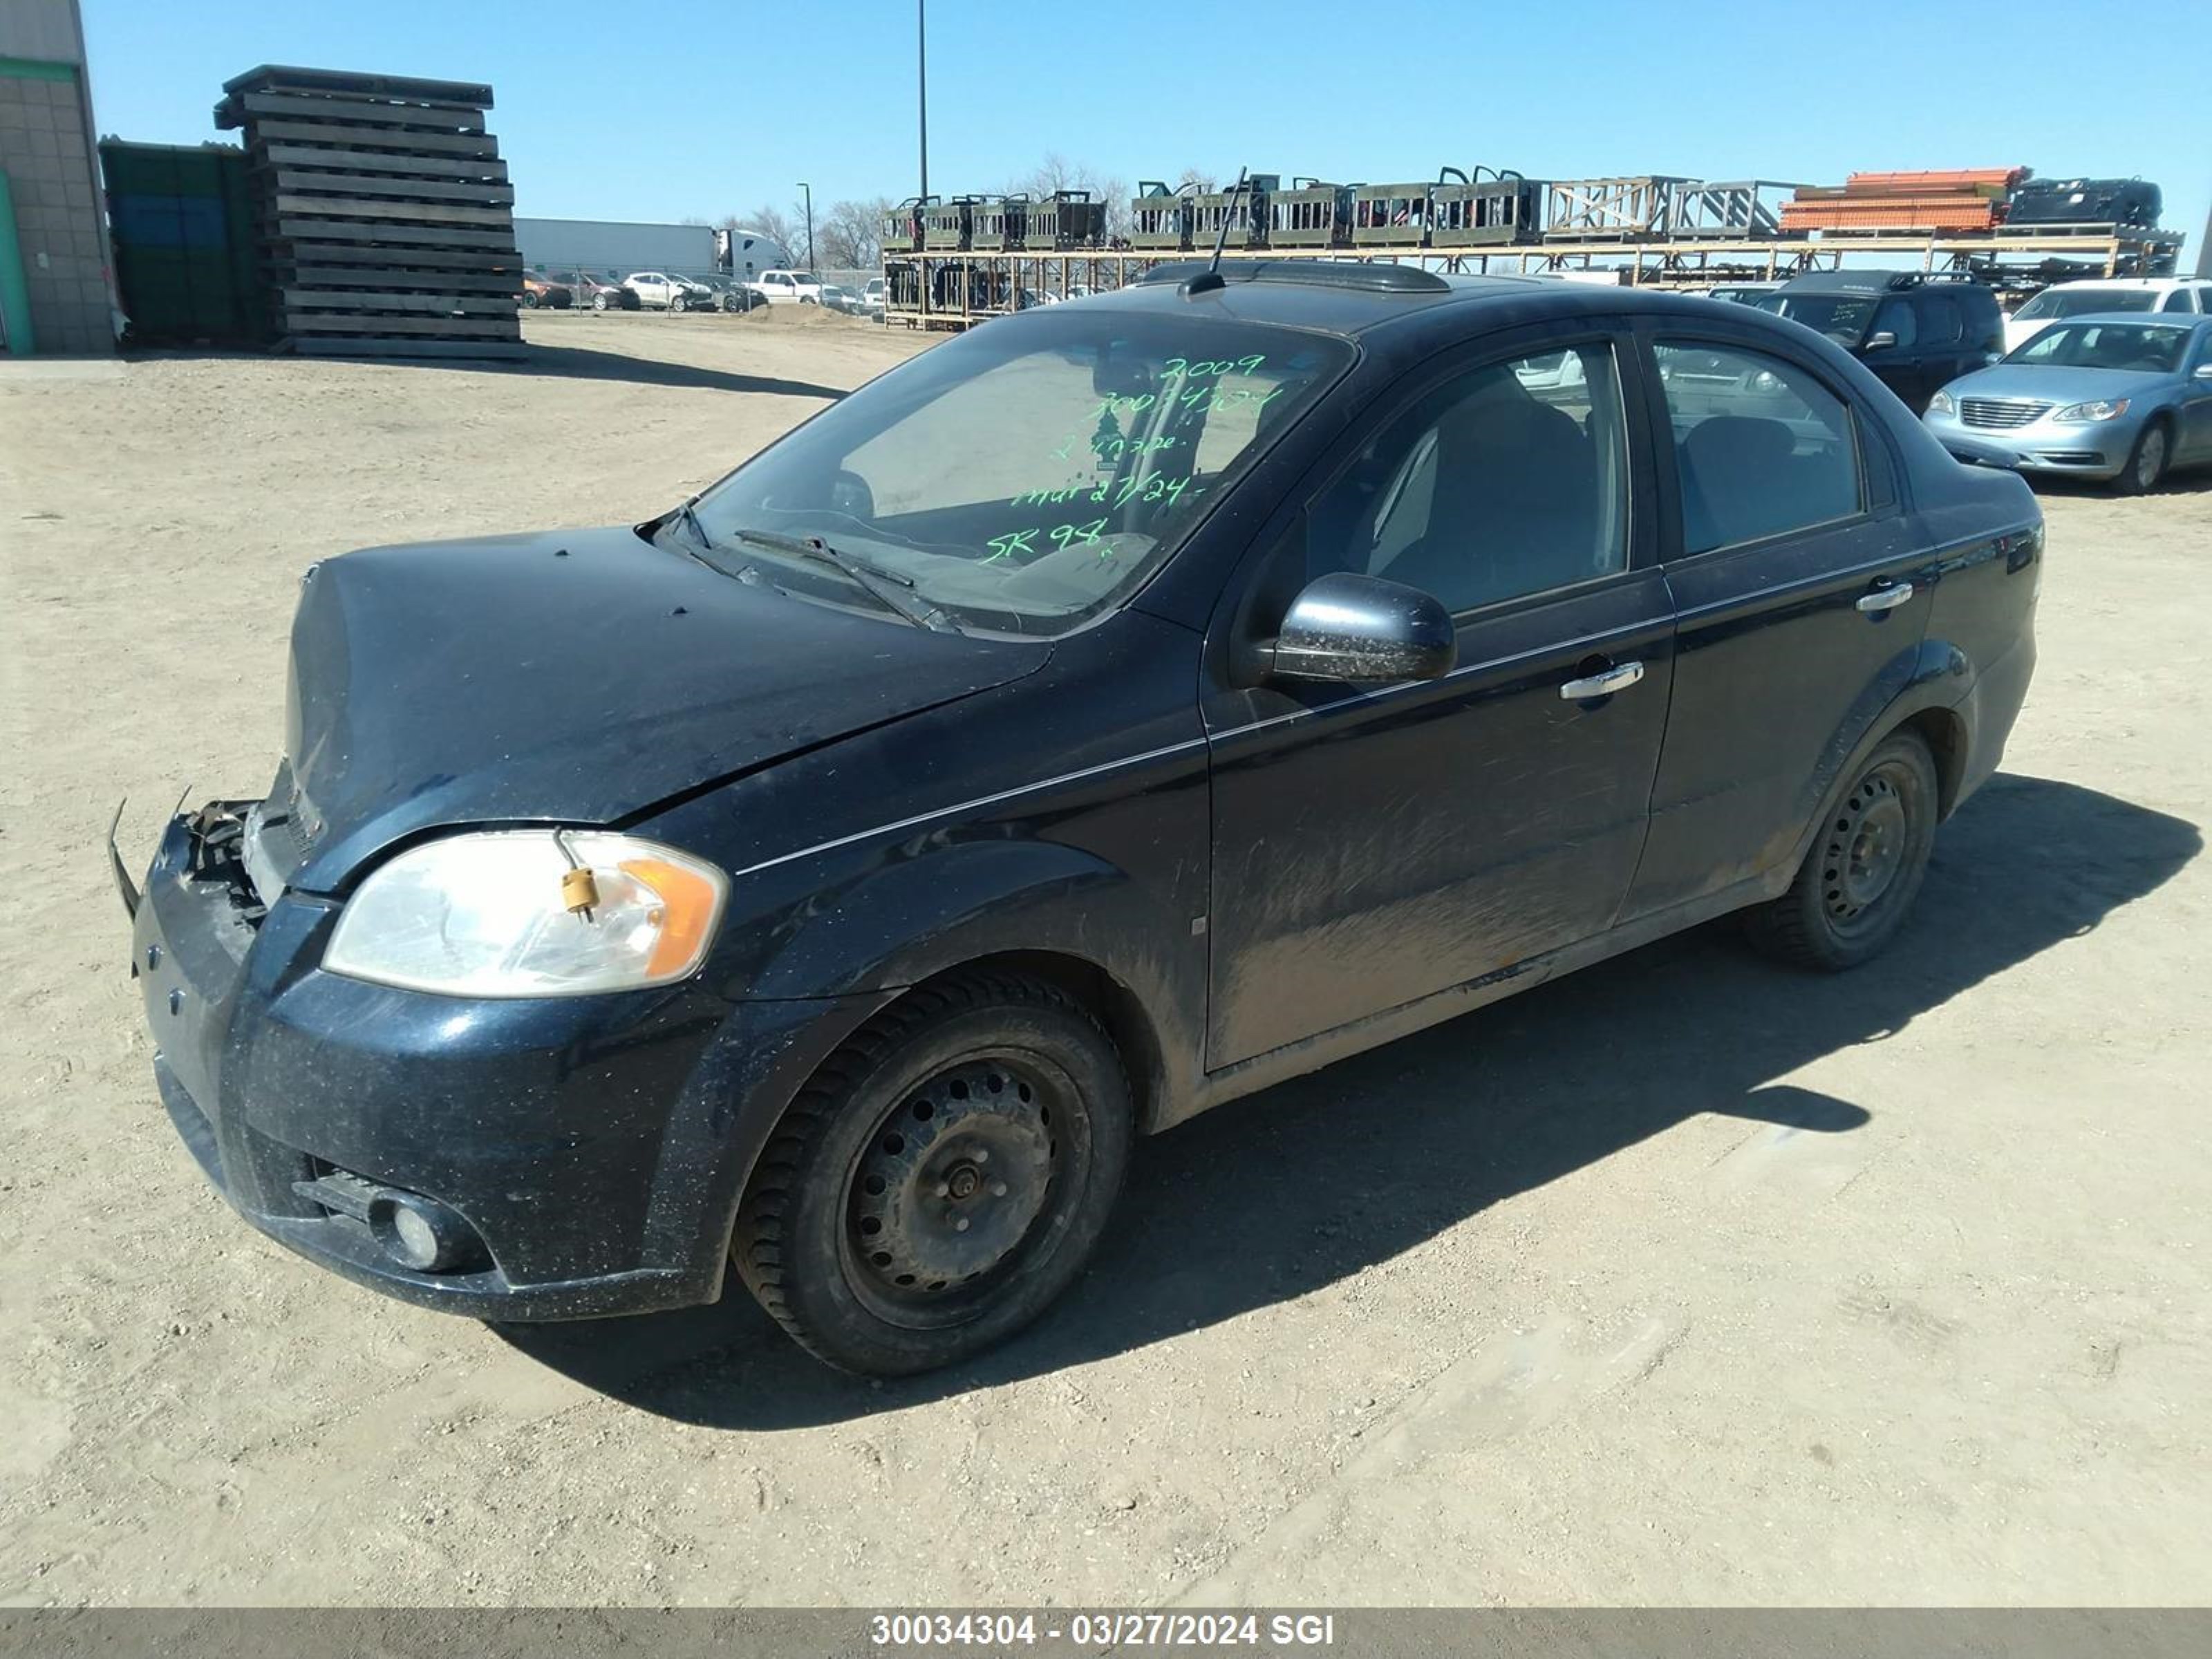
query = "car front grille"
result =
(1961, 397, 2052, 430)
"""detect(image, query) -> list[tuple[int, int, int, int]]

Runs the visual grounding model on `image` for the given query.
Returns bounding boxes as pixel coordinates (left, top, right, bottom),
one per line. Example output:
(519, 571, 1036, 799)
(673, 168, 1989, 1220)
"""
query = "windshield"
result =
(2014, 287, 2157, 321)
(2003, 321, 2189, 373)
(685, 310, 1353, 635)
(1753, 292, 1878, 344)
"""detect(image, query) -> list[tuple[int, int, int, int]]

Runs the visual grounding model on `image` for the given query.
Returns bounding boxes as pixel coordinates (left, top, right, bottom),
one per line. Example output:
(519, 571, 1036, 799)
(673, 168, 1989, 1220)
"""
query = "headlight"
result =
(2050, 398, 2130, 423)
(1927, 389, 1956, 416)
(325, 831, 728, 997)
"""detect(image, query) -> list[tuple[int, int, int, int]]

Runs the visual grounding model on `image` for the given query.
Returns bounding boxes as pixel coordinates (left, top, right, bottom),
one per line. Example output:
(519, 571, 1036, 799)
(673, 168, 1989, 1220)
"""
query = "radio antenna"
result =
(1182, 167, 1248, 297)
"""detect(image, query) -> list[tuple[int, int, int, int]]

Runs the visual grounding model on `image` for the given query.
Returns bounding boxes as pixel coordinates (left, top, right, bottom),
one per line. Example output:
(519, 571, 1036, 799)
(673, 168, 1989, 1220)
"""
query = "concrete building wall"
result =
(0, 0, 113, 355)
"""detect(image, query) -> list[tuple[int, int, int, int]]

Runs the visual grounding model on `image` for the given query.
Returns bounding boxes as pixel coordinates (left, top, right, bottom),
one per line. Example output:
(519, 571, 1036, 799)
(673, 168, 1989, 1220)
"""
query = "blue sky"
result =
(82, 0, 2204, 268)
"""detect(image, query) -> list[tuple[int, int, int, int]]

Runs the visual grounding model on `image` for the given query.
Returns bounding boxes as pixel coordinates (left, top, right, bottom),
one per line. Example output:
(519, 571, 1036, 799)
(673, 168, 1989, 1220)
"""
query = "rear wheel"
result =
(2112, 420, 2169, 496)
(733, 973, 1132, 1376)
(1746, 730, 1939, 973)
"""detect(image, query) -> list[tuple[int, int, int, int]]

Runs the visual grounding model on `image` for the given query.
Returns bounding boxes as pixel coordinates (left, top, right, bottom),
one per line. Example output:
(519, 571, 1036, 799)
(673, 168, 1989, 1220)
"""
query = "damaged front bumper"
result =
(119, 802, 863, 1321)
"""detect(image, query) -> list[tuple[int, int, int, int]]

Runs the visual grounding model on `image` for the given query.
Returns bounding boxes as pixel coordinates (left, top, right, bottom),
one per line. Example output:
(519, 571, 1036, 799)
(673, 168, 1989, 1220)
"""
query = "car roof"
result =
(1076, 262, 1742, 341)
(2038, 311, 2204, 328)
(2039, 277, 2200, 290)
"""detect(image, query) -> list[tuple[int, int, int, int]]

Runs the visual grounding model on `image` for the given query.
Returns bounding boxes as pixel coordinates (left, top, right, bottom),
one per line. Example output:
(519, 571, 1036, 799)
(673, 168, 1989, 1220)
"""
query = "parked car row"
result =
(1732, 270, 2212, 493)
(520, 268, 885, 317)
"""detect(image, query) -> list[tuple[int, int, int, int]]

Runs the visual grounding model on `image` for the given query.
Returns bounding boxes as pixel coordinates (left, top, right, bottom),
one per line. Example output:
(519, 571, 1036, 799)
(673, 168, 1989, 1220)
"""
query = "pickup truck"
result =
(747, 268, 825, 306)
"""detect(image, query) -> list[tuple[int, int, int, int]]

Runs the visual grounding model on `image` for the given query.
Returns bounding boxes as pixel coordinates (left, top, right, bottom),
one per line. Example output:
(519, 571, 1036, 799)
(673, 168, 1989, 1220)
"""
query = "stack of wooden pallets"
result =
(215, 64, 521, 359)
(1781, 169, 2030, 235)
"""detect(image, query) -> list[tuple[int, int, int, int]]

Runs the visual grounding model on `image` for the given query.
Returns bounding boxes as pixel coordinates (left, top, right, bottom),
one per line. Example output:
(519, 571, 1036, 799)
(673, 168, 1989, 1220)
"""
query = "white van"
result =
(2003, 278, 2212, 353)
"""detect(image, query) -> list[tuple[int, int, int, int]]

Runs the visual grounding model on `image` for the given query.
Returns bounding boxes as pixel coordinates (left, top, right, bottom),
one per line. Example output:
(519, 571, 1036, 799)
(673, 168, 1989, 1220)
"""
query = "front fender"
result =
(744, 835, 1198, 1008)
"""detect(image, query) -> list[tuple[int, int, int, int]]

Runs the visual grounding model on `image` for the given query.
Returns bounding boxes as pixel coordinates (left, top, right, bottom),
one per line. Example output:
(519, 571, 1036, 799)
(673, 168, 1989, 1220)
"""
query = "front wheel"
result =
(2112, 420, 2168, 496)
(670, 294, 688, 314)
(1745, 729, 1939, 973)
(591, 292, 610, 312)
(733, 973, 1132, 1376)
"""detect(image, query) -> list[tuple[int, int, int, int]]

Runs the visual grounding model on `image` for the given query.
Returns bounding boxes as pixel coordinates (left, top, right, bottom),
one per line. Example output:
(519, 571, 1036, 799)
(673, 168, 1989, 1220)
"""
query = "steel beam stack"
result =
(1781, 169, 2029, 234)
(216, 64, 521, 359)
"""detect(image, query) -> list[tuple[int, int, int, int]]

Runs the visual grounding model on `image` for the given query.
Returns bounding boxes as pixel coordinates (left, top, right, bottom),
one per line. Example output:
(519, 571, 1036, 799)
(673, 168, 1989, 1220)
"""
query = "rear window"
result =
(2014, 287, 2158, 320)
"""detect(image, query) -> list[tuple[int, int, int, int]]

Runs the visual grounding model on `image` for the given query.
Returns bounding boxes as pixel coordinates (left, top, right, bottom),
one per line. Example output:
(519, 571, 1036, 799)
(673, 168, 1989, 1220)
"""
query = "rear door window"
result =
(1654, 341, 1863, 555)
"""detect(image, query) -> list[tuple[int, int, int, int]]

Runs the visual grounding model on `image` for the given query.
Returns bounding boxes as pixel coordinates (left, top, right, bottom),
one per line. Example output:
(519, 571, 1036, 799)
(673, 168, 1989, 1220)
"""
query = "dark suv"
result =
(120, 265, 2041, 1376)
(1755, 271, 2004, 414)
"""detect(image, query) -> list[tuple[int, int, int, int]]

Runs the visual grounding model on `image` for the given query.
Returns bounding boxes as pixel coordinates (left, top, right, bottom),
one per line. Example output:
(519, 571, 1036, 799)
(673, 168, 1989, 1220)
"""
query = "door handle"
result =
(1857, 581, 1915, 614)
(1559, 660, 1645, 701)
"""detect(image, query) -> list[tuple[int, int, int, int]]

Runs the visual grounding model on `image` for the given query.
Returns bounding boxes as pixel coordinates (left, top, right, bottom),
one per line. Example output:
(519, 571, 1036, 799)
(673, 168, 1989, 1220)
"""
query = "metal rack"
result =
(881, 226, 2186, 330)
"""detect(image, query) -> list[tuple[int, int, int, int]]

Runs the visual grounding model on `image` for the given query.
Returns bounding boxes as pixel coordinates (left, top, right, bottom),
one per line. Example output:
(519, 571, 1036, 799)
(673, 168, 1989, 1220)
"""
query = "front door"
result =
(1627, 328, 1938, 917)
(1203, 332, 1675, 1069)
(1862, 294, 1936, 413)
(2179, 326, 2212, 463)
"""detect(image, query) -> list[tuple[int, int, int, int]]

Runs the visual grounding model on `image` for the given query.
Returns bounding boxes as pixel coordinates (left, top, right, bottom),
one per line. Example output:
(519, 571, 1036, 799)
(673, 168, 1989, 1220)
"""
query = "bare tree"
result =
(720, 204, 802, 259)
(817, 197, 891, 272)
(1000, 153, 1134, 238)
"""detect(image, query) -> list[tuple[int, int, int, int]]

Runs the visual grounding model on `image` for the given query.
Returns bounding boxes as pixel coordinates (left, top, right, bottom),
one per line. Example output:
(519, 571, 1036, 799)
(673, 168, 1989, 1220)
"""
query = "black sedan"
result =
(121, 263, 2040, 1375)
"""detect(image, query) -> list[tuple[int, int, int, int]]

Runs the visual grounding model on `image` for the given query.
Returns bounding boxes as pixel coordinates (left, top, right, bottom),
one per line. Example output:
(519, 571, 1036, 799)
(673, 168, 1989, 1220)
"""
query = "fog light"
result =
(368, 1191, 481, 1273)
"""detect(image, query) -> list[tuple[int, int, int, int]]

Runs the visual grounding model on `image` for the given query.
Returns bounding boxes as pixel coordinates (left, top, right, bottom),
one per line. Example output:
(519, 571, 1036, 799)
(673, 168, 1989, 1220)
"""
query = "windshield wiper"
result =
(730, 526, 962, 634)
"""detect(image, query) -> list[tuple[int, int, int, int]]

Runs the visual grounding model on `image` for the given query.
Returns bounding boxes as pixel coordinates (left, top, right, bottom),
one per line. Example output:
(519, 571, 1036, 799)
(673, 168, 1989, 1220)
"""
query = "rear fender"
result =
(1769, 639, 1975, 894)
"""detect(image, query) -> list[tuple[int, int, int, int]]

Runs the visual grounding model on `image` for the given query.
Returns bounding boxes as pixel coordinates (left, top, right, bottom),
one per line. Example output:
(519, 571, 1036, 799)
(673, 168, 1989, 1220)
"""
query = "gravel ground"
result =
(1, 310, 2209, 1608)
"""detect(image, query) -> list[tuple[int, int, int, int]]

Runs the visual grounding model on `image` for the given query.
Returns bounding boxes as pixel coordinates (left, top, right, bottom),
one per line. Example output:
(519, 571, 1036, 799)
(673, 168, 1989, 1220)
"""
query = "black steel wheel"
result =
(2112, 420, 2169, 496)
(733, 972, 1131, 1375)
(1746, 729, 1939, 972)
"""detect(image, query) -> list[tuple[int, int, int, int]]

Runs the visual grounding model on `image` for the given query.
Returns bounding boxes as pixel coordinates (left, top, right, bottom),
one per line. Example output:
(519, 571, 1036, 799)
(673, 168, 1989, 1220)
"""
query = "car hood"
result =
(1942, 364, 2172, 406)
(274, 525, 1048, 890)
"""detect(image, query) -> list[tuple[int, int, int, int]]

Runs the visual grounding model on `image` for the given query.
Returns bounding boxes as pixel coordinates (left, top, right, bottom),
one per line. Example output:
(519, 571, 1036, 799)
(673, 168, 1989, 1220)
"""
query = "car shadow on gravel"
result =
(496, 773, 2198, 1425)
(119, 345, 847, 401)
(503, 346, 847, 400)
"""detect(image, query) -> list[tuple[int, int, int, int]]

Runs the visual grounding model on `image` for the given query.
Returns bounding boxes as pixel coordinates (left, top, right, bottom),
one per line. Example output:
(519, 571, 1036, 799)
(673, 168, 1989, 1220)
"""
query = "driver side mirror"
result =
(1269, 572, 1456, 684)
(1864, 330, 1899, 352)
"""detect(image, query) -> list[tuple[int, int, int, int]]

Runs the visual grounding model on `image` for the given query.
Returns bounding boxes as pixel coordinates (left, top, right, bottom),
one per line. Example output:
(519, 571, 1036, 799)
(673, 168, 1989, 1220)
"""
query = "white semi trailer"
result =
(515, 218, 722, 284)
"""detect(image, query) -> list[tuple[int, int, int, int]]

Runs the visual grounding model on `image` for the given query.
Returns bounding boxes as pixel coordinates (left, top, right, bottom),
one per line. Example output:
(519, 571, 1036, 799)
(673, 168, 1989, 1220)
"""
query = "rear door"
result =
(1203, 325, 1675, 1067)
(1918, 292, 1973, 401)
(1627, 325, 1939, 917)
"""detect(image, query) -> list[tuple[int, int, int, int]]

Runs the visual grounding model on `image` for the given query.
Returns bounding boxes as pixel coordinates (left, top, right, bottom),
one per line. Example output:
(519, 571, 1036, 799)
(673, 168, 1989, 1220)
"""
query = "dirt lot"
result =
(3, 310, 2209, 1609)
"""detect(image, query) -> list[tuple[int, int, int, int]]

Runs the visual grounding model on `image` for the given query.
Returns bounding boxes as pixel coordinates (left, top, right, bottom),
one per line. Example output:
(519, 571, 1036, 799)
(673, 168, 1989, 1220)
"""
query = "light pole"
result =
(917, 0, 929, 202)
(798, 181, 814, 272)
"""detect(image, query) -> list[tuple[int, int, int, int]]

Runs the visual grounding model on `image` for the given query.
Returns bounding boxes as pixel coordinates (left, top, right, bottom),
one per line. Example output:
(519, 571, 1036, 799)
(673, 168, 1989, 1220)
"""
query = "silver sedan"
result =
(1922, 313, 2212, 493)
